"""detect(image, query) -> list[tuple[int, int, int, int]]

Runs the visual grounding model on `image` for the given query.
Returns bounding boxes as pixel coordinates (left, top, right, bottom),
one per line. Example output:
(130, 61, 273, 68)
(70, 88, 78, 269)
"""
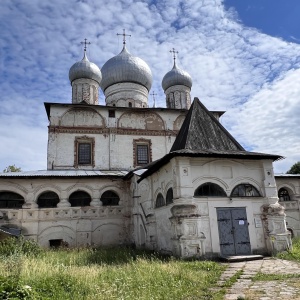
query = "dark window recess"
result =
(137, 145, 149, 165)
(78, 143, 91, 164)
(278, 188, 290, 201)
(101, 191, 120, 206)
(166, 188, 173, 205)
(0, 192, 24, 209)
(108, 110, 115, 118)
(194, 182, 227, 197)
(155, 193, 165, 208)
(69, 191, 91, 207)
(231, 184, 261, 197)
(37, 191, 59, 208)
(49, 239, 63, 248)
(128, 102, 132, 107)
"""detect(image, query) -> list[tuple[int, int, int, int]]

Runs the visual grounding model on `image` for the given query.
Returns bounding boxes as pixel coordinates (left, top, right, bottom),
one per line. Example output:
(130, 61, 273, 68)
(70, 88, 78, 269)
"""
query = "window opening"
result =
(194, 182, 227, 197)
(155, 193, 165, 208)
(137, 145, 149, 165)
(278, 188, 290, 201)
(231, 184, 261, 197)
(49, 239, 63, 248)
(128, 102, 132, 107)
(0, 192, 24, 208)
(78, 143, 91, 164)
(101, 191, 120, 206)
(37, 191, 59, 208)
(109, 110, 115, 118)
(69, 191, 91, 207)
(166, 188, 173, 205)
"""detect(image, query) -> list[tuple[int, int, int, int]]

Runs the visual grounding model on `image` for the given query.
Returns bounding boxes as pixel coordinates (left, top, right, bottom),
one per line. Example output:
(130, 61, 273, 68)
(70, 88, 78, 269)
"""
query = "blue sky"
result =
(0, 0, 300, 173)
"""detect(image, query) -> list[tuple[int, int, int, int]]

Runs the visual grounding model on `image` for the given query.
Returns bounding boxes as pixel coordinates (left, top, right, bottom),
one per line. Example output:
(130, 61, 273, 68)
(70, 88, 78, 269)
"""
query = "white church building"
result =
(0, 36, 298, 258)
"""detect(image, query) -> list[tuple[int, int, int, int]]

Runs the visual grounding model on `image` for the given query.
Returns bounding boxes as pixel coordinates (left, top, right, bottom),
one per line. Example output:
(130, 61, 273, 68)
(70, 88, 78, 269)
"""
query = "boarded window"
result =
(101, 191, 120, 206)
(78, 143, 91, 164)
(155, 193, 165, 208)
(0, 192, 24, 209)
(69, 191, 91, 207)
(278, 188, 290, 201)
(137, 145, 149, 165)
(231, 184, 261, 197)
(37, 191, 59, 208)
(166, 188, 173, 205)
(194, 182, 227, 197)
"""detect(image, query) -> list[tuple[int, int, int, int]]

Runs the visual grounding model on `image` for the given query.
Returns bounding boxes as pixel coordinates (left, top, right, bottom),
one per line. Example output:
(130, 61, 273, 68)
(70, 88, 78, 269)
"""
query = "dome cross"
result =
(170, 48, 179, 64)
(150, 91, 157, 108)
(117, 29, 131, 45)
(81, 38, 91, 52)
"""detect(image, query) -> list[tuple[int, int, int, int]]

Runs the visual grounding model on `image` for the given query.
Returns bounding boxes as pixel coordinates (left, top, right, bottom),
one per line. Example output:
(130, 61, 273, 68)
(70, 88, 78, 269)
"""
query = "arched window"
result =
(155, 193, 165, 208)
(166, 188, 173, 205)
(37, 191, 59, 208)
(278, 188, 290, 202)
(100, 191, 120, 206)
(69, 191, 91, 207)
(0, 192, 24, 208)
(194, 182, 227, 197)
(231, 184, 261, 197)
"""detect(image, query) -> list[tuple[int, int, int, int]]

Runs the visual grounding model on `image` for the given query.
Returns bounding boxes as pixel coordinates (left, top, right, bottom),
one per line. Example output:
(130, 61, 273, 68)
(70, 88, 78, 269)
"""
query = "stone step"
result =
(220, 254, 264, 262)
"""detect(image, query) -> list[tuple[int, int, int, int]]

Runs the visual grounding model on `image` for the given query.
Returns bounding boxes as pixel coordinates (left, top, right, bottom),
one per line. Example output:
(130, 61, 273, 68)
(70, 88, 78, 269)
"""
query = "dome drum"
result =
(105, 82, 149, 107)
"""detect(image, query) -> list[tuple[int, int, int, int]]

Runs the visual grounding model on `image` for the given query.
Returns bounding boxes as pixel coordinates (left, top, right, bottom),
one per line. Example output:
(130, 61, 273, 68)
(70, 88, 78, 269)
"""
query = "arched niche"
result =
(100, 191, 120, 206)
(118, 111, 165, 130)
(278, 188, 291, 202)
(0, 191, 25, 208)
(230, 183, 261, 197)
(194, 182, 227, 197)
(60, 108, 105, 127)
(69, 191, 91, 207)
(37, 191, 60, 208)
(155, 193, 165, 208)
(166, 188, 173, 205)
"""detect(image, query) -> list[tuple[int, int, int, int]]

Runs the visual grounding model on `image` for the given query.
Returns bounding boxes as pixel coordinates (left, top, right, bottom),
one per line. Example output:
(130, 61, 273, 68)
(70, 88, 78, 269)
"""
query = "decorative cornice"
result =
(49, 126, 179, 136)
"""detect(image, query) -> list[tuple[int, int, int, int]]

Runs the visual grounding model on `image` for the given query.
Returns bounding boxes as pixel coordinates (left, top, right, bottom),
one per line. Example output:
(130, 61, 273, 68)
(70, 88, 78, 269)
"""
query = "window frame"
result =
(230, 183, 261, 197)
(278, 188, 291, 202)
(133, 139, 152, 167)
(74, 136, 95, 167)
(100, 190, 120, 206)
(155, 193, 165, 208)
(194, 182, 227, 197)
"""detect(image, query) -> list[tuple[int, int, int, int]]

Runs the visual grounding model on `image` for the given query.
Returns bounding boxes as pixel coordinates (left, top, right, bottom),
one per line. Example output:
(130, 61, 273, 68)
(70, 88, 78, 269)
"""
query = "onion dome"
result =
(100, 46, 152, 92)
(69, 52, 102, 84)
(162, 62, 192, 91)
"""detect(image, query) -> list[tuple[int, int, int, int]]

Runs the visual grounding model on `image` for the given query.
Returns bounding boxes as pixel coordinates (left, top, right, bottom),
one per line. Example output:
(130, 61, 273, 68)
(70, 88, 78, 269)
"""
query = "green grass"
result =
(276, 237, 300, 262)
(0, 240, 227, 300)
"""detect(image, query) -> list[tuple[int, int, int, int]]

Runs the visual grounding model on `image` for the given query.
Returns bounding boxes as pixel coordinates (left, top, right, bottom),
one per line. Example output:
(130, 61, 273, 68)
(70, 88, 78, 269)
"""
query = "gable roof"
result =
(170, 97, 244, 152)
(137, 97, 283, 182)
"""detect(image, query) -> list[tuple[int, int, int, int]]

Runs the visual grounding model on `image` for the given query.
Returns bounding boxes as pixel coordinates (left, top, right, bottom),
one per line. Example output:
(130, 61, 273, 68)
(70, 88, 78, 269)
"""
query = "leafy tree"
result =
(3, 165, 22, 173)
(286, 161, 300, 174)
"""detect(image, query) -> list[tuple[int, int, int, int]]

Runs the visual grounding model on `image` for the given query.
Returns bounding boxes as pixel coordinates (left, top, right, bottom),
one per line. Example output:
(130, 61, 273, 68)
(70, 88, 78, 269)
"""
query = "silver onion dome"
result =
(162, 62, 192, 91)
(69, 52, 102, 84)
(100, 46, 152, 92)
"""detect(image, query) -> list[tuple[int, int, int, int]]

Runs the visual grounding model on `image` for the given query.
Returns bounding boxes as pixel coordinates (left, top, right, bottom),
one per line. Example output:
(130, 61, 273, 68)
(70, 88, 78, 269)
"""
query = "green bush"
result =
(0, 276, 34, 300)
(0, 237, 42, 257)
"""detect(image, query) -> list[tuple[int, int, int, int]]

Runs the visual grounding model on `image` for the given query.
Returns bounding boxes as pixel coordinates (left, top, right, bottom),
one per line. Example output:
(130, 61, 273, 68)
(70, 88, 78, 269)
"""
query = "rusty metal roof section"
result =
(170, 97, 244, 152)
